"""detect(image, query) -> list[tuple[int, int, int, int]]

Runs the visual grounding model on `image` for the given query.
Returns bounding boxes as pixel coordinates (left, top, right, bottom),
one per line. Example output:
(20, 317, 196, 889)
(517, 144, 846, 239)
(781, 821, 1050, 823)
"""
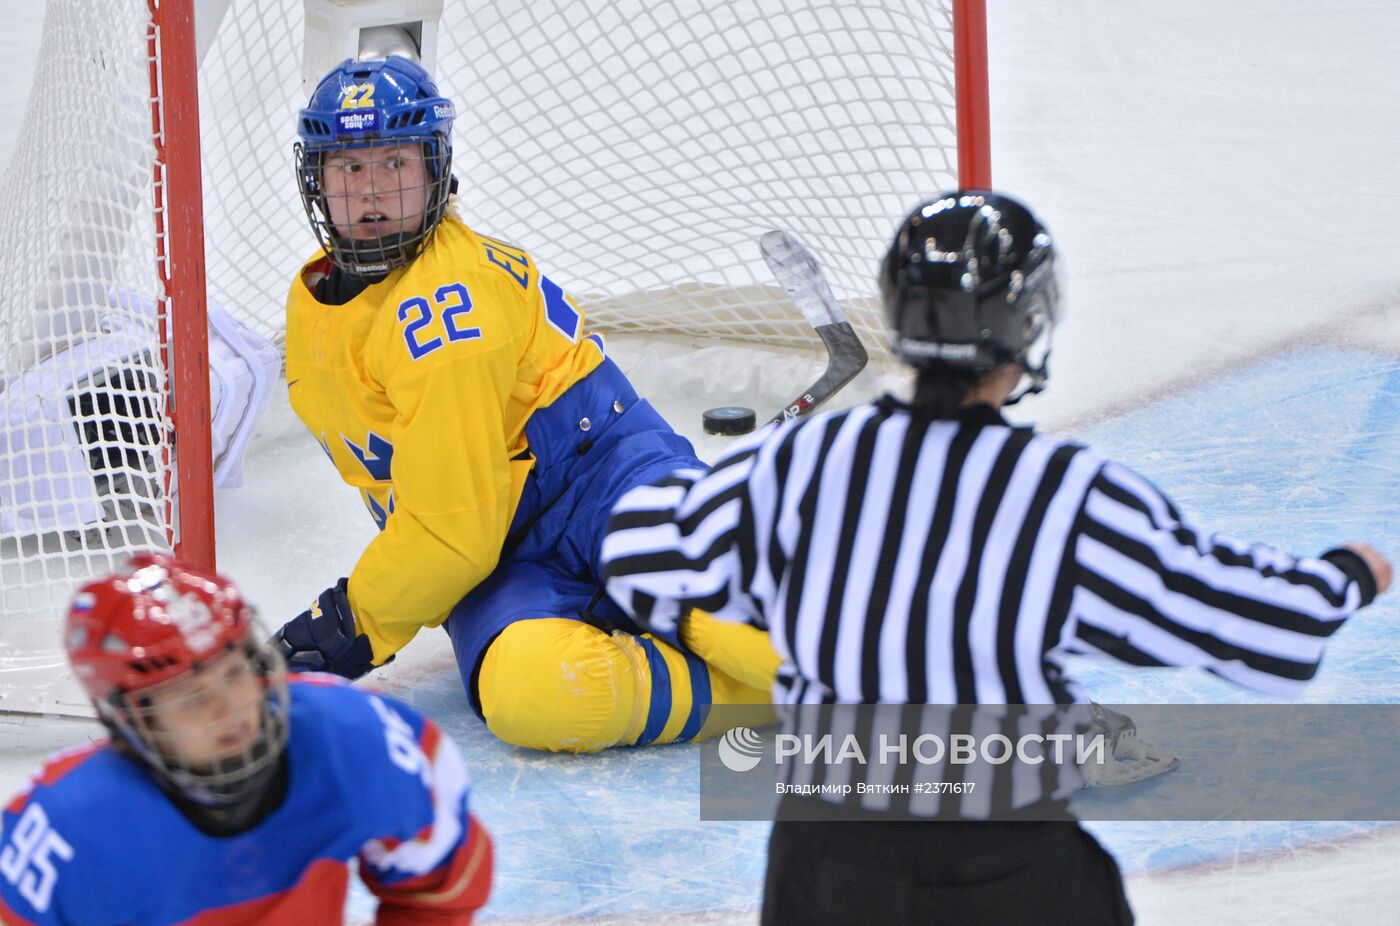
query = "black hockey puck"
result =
(702, 406, 757, 435)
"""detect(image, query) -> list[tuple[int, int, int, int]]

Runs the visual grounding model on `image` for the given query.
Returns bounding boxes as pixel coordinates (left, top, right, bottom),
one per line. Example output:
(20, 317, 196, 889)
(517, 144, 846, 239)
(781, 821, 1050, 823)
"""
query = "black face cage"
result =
(295, 139, 455, 277)
(101, 638, 290, 809)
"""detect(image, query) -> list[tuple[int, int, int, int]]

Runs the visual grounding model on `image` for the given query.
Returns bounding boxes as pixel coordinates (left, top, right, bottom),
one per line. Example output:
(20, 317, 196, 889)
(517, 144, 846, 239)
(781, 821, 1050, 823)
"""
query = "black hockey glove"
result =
(271, 578, 382, 679)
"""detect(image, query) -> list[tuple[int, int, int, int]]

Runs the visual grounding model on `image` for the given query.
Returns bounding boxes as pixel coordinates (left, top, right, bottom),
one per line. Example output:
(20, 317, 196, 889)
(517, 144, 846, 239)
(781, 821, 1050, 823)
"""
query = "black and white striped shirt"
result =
(602, 397, 1376, 710)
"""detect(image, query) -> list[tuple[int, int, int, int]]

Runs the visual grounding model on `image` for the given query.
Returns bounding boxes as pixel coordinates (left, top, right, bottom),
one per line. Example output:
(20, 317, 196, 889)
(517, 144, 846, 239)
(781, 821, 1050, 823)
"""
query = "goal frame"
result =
(157, 0, 990, 567)
(155, 0, 215, 568)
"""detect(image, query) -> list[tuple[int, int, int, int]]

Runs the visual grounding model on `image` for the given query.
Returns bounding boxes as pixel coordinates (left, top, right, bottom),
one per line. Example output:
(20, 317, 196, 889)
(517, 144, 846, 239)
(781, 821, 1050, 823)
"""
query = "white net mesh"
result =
(0, 0, 171, 714)
(199, 0, 961, 349)
(1, 0, 964, 714)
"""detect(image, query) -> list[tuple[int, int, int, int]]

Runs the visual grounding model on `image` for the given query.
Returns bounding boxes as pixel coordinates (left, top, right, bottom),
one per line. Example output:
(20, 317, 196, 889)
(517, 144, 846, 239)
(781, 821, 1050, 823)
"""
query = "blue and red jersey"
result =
(0, 676, 491, 924)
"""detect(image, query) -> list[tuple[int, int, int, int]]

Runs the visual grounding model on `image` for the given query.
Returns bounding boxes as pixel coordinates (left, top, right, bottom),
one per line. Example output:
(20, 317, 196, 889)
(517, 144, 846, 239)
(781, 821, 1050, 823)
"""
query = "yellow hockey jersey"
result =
(284, 215, 603, 662)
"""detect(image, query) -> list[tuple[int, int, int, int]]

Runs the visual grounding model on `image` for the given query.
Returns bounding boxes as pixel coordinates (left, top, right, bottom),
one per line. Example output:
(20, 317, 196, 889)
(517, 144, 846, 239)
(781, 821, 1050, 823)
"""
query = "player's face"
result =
(141, 649, 264, 770)
(322, 142, 430, 240)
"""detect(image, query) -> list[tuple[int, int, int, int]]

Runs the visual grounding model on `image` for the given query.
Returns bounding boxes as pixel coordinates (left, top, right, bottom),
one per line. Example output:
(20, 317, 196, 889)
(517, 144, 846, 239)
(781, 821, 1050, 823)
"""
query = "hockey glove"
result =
(272, 578, 382, 679)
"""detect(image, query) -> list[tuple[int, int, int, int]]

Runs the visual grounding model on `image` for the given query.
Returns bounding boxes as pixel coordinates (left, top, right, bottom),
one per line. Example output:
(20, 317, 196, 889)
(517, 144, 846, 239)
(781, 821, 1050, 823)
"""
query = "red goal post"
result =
(953, 0, 992, 189)
(155, 0, 216, 570)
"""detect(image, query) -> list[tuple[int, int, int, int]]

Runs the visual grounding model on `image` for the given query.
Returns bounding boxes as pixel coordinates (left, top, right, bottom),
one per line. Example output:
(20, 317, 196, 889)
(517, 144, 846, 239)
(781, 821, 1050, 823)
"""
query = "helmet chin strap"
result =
(1003, 357, 1049, 407)
(331, 230, 420, 277)
(1003, 317, 1054, 407)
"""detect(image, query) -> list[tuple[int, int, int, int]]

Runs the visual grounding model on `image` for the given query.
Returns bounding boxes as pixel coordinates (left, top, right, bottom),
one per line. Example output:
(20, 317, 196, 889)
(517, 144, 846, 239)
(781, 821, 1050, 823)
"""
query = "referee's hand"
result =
(1343, 542, 1392, 596)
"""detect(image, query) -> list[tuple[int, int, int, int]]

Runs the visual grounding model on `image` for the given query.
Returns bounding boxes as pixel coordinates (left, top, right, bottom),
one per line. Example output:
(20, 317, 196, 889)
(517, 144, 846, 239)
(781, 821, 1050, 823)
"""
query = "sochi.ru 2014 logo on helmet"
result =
(336, 111, 377, 133)
(718, 726, 764, 772)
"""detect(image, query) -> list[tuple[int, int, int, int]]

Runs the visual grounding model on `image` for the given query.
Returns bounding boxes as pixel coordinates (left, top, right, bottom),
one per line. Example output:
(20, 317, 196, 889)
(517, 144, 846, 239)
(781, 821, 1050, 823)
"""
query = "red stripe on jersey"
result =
(0, 892, 39, 926)
(36, 743, 105, 787)
(409, 720, 444, 846)
(369, 813, 433, 860)
(5, 743, 107, 812)
(185, 858, 350, 925)
(419, 718, 442, 761)
(366, 814, 493, 925)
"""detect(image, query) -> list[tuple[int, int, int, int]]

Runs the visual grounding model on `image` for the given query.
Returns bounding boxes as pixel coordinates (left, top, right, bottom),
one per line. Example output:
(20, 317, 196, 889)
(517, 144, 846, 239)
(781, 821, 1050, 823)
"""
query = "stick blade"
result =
(759, 230, 868, 425)
(759, 230, 847, 328)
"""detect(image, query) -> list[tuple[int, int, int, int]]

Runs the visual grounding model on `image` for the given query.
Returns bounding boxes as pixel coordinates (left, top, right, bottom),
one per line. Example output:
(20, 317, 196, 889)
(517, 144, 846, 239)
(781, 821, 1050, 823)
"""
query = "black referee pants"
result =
(762, 818, 1133, 926)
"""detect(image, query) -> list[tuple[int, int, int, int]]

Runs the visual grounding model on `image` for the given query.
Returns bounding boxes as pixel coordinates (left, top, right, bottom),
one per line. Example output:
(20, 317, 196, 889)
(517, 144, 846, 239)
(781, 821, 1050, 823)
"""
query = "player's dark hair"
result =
(911, 366, 978, 419)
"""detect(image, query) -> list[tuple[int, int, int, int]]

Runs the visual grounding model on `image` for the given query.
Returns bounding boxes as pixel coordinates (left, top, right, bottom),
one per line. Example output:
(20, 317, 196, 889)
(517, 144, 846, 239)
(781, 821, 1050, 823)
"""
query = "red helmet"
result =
(65, 552, 290, 810)
(66, 552, 252, 702)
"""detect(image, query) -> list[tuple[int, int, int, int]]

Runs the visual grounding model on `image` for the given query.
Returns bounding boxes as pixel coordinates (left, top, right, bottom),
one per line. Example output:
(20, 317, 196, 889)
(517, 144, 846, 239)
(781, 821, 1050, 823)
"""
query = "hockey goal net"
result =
(0, 0, 986, 714)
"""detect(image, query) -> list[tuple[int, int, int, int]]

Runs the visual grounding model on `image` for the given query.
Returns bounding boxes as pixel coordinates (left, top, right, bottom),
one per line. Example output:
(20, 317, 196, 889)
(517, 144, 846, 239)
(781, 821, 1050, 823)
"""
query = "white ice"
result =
(2, 1, 1399, 923)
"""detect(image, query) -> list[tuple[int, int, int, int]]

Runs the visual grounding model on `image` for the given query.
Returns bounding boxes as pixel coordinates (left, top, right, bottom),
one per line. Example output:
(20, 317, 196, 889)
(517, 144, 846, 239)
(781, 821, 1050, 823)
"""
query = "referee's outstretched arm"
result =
(1063, 459, 1389, 697)
(601, 416, 1390, 700)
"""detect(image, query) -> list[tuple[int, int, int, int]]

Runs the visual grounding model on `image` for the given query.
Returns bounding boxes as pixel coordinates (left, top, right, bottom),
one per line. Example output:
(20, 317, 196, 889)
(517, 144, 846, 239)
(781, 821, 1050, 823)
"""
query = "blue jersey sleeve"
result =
(349, 690, 493, 923)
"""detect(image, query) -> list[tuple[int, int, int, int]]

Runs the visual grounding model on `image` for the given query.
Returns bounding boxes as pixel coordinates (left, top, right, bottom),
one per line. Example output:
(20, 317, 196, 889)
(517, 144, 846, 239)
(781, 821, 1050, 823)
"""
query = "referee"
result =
(601, 191, 1391, 925)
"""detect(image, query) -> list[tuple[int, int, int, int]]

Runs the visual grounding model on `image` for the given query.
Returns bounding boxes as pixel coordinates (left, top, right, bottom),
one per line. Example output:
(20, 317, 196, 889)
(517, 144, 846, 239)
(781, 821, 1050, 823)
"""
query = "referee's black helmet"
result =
(880, 191, 1060, 397)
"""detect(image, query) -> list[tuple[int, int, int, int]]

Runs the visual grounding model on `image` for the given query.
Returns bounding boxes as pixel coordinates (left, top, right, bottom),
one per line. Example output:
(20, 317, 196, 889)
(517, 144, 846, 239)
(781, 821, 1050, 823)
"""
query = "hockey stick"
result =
(759, 230, 869, 425)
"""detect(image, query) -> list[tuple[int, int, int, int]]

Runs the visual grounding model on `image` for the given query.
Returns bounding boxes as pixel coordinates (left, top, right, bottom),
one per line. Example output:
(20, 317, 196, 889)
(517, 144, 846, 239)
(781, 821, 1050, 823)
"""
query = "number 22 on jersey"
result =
(397, 281, 480, 361)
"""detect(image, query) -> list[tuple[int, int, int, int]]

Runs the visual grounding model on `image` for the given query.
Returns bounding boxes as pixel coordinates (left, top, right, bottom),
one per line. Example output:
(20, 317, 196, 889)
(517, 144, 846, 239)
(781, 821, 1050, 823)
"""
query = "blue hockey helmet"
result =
(295, 55, 458, 276)
(880, 191, 1060, 402)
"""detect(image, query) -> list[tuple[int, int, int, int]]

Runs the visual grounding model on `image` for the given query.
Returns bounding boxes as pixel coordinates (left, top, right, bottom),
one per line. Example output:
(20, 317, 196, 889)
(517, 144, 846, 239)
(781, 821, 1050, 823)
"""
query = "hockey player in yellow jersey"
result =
(270, 56, 777, 753)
